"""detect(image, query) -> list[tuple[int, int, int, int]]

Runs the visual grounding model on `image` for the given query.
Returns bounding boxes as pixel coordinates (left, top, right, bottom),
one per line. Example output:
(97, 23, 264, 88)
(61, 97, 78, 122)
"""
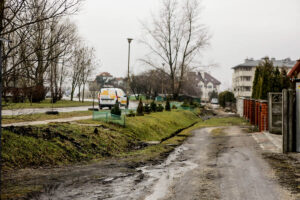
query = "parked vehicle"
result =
(211, 98, 219, 104)
(98, 88, 127, 109)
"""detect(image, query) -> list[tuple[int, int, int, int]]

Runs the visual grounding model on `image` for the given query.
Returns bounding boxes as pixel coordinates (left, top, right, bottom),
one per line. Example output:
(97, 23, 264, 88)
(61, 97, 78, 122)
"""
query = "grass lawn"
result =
(2, 111, 93, 124)
(2, 99, 93, 110)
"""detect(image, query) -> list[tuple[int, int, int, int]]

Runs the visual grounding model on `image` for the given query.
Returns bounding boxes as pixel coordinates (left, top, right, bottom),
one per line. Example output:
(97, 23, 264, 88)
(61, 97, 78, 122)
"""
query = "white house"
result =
(197, 71, 221, 102)
(187, 71, 221, 102)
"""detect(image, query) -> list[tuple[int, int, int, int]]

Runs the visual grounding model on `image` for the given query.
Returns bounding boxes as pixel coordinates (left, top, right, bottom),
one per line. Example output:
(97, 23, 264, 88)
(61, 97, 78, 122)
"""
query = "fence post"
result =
(282, 89, 289, 153)
(289, 89, 296, 152)
(124, 115, 126, 127)
(268, 93, 272, 133)
(106, 112, 108, 123)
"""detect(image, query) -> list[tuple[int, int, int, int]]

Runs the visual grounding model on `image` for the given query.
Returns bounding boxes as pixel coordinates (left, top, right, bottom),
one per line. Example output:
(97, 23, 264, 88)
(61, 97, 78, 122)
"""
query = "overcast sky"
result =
(73, 0, 300, 90)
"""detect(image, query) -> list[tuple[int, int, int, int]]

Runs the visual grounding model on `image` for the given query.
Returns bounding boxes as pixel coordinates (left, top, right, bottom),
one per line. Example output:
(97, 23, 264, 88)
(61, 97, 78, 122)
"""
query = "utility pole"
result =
(127, 38, 133, 107)
(0, 37, 12, 197)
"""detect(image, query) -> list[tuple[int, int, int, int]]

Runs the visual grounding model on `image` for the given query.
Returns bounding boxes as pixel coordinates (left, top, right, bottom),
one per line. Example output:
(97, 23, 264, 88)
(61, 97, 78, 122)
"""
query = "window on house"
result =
(240, 76, 251, 81)
(244, 86, 251, 91)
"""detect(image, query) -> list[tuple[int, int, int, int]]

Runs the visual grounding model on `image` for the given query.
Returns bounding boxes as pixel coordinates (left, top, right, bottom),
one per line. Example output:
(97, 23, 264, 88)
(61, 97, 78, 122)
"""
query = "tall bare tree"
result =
(140, 0, 209, 98)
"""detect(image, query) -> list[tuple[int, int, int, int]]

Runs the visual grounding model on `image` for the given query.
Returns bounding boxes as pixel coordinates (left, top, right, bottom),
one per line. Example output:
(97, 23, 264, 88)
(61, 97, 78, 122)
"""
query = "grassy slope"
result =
(2, 110, 199, 170)
(2, 99, 92, 110)
(120, 117, 247, 163)
(2, 111, 93, 124)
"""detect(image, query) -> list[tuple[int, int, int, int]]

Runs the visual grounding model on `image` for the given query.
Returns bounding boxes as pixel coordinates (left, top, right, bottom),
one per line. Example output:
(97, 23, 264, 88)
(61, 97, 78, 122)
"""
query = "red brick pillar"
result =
(246, 99, 249, 120)
(244, 99, 247, 119)
(259, 101, 268, 132)
(250, 99, 255, 125)
(248, 99, 251, 120)
(255, 100, 259, 126)
(243, 99, 246, 117)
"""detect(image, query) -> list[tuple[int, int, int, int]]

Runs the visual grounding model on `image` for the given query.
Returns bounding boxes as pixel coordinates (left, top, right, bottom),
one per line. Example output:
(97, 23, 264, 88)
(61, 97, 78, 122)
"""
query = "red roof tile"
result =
(287, 60, 300, 78)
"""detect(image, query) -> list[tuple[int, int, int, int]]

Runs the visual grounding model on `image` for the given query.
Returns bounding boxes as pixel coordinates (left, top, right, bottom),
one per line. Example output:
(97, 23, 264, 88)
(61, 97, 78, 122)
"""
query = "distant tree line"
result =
(129, 69, 202, 100)
(1, 0, 97, 103)
(251, 58, 291, 100)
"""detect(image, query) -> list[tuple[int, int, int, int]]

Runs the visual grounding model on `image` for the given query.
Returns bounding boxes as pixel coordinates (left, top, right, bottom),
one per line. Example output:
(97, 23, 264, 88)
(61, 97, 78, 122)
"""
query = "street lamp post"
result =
(127, 38, 133, 107)
(0, 37, 12, 196)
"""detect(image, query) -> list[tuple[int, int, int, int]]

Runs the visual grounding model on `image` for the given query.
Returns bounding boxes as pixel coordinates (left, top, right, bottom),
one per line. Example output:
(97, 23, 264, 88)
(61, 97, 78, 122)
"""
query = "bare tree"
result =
(1, 0, 83, 102)
(80, 47, 96, 102)
(140, 0, 209, 98)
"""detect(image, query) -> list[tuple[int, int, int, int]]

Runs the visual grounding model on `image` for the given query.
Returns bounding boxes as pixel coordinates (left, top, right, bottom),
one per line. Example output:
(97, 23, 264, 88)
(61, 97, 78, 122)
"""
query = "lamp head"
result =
(127, 38, 133, 43)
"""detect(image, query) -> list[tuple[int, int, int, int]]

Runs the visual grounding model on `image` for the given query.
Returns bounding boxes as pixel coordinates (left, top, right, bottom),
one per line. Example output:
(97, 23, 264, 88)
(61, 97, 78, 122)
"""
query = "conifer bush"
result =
(136, 99, 144, 116)
(165, 99, 171, 111)
(157, 104, 164, 112)
(111, 102, 121, 116)
(150, 101, 157, 112)
(126, 110, 136, 117)
(144, 104, 151, 114)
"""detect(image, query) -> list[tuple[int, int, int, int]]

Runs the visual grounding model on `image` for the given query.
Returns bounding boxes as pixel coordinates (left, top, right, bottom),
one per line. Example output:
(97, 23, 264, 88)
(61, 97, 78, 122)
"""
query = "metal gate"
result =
(268, 93, 282, 134)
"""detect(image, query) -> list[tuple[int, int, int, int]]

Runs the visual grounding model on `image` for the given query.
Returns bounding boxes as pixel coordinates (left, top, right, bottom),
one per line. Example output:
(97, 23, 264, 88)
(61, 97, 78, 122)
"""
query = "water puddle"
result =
(36, 138, 198, 200)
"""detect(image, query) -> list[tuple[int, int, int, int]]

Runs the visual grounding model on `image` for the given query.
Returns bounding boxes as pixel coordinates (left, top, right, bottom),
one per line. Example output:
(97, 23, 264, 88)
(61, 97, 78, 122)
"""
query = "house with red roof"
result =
(287, 60, 300, 79)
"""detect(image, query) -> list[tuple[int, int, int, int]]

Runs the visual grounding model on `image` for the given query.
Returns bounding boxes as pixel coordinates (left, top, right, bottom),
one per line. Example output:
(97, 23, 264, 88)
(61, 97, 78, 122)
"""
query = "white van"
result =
(98, 88, 128, 109)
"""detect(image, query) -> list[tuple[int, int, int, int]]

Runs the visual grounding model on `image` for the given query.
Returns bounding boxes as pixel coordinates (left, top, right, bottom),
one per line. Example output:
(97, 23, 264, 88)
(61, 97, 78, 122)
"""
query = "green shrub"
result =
(157, 104, 164, 112)
(126, 110, 136, 117)
(150, 101, 157, 112)
(165, 99, 171, 111)
(111, 102, 121, 116)
(144, 104, 151, 114)
(181, 100, 189, 107)
(190, 104, 196, 109)
(136, 99, 144, 116)
(172, 105, 177, 109)
(218, 91, 235, 108)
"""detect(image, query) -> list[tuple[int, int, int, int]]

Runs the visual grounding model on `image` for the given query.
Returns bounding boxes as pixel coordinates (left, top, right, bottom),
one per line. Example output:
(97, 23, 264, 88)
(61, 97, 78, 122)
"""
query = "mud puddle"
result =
(33, 136, 199, 200)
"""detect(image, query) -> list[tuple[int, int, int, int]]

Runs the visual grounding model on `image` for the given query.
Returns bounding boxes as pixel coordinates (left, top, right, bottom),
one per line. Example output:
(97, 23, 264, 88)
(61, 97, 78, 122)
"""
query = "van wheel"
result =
(109, 106, 112, 110)
(99, 105, 102, 110)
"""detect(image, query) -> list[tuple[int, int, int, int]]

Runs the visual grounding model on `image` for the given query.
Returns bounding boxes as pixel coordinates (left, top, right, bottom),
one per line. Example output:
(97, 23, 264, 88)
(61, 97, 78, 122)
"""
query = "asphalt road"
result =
(14, 126, 293, 200)
(2, 101, 138, 116)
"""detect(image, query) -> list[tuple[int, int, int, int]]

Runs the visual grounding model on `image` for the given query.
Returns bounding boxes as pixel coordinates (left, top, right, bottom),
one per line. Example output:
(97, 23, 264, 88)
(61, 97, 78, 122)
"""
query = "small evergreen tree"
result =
(280, 68, 292, 90)
(150, 101, 157, 112)
(111, 102, 121, 116)
(136, 99, 144, 116)
(144, 104, 151, 114)
(165, 98, 171, 111)
(157, 104, 164, 112)
(272, 67, 281, 92)
(252, 67, 260, 99)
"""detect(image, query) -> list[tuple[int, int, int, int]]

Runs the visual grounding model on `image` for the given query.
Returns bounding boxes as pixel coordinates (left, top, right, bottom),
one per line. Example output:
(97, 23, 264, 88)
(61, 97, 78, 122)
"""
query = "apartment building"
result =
(232, 57, 296, 98)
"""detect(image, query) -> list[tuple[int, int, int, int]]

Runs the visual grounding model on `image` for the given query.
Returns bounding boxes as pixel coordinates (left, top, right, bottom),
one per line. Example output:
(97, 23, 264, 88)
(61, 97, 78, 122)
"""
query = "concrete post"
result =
(288, 89, 295, 152)
(282, 89, 288, 153)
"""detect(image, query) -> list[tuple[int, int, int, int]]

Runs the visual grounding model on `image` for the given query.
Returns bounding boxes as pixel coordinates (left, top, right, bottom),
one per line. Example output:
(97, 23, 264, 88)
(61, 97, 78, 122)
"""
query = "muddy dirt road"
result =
(19, 126, 293, 200)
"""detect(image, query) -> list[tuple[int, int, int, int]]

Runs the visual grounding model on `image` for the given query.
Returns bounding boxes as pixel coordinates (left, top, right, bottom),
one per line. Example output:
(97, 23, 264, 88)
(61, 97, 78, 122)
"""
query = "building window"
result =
(244, 86, 251, 91)
(208, 85, 212, 89)
(240, 76, 251, 81)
